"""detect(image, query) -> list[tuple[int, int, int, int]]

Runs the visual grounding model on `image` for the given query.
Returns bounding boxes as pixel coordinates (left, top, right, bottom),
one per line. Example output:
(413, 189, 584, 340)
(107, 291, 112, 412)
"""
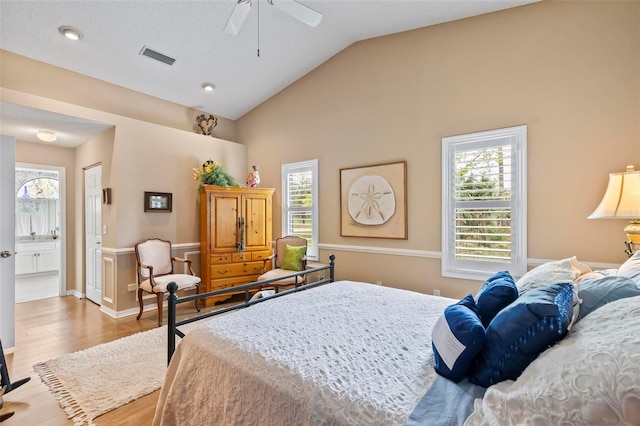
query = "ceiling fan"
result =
(224, 0, 323, 35)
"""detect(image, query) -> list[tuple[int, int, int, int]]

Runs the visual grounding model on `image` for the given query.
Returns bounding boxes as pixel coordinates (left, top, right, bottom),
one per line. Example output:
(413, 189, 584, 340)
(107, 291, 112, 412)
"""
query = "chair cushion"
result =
(257, 268, 306, 286)
(281, 244, 307, 271)
(140, 274, 200, 293)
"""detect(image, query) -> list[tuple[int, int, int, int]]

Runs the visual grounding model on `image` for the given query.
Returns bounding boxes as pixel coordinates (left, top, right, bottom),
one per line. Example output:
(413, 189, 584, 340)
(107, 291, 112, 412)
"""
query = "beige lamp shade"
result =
(589, 165, 640, 243)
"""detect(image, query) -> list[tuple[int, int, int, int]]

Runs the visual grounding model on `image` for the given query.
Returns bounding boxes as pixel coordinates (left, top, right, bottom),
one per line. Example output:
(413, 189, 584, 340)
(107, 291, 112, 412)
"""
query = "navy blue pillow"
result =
(475, 271, 518, 327)
(577, 275, 640, 322)
(469, 283, 574, 387)
(432, 294, 486, 383)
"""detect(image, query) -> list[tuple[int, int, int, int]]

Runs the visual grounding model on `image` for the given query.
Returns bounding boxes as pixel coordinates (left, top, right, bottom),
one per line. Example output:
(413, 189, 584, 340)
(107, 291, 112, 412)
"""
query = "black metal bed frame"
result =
(166, 254, 335, 364)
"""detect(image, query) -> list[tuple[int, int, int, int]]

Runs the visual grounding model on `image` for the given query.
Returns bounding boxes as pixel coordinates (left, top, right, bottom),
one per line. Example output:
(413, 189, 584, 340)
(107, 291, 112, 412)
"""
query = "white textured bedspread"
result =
(153, 281, 454, 426)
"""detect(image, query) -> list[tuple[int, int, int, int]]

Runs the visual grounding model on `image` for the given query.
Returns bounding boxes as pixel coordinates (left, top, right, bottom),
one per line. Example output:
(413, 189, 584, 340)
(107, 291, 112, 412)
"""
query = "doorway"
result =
(84, 164, 102, 305)
(14, 164, 65, 303)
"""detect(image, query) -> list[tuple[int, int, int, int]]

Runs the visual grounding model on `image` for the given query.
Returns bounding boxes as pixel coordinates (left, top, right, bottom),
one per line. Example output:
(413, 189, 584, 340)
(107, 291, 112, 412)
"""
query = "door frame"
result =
(84, 164, 102, 305)
(16, 162, 66, 298)
(1, 136, 16, 348)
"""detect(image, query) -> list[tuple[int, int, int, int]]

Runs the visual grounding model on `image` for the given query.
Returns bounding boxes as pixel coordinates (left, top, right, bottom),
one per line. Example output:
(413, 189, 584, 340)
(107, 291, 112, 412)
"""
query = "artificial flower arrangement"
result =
(193, 160, 240, 189)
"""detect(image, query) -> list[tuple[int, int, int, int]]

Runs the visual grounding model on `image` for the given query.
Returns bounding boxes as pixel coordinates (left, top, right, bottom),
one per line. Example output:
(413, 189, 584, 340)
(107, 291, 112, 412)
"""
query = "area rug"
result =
(33, 322, 199, 426)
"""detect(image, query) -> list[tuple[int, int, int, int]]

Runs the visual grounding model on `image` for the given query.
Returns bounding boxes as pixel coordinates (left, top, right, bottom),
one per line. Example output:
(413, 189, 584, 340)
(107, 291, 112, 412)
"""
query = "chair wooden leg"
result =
(136, 288, 144, 320)
(194, 284, 201, 312)
(156, 293, 163, 327)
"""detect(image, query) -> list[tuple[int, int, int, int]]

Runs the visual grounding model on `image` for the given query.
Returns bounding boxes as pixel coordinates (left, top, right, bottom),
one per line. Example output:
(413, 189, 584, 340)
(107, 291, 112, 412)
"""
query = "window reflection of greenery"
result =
(454, 147, 512, 262)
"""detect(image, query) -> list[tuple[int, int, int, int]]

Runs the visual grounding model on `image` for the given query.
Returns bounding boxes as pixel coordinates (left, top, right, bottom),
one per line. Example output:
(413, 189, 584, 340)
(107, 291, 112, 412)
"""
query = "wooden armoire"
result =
(200, 186, 274, 305)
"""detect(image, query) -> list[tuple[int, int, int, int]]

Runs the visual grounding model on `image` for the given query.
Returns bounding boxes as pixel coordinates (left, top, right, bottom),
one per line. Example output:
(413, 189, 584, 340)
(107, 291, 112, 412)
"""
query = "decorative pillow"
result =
(575, 268, 618, 283)
(469, 283, 574, 387)
(466, 296, 640, 425)
(516, 256, 590, 295)
(432, 294, 486, 383)
(617, 250, 640, 283)
(576, 275, 640, 322)
(281, 244, 306, 271)
(475, 271, 518, 328)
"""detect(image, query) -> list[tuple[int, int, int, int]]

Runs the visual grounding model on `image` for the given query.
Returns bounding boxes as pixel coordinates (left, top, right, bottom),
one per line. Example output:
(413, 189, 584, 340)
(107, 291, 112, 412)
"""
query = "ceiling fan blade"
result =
(223, 0, 252, 35)
(270, 0, 322, 27)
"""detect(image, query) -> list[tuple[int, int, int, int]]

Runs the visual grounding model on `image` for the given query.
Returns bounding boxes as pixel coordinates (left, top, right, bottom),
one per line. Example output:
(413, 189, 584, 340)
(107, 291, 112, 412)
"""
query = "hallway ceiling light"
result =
(58, 25, 83, 41)
(36, 130, 57, 142)
(201, 83, 215, 92)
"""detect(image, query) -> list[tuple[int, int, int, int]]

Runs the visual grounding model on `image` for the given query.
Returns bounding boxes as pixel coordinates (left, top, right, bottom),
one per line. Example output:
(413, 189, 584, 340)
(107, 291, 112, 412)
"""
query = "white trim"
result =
(318, 243, 618, 270)
(101, 242, 200, 255)
(319, 243, 440, 259)
(66, 289, 83, 298)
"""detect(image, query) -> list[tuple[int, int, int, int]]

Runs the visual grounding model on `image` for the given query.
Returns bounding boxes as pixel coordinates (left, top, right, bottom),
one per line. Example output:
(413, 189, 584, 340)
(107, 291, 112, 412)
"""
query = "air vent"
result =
(139, 46, 176, 66)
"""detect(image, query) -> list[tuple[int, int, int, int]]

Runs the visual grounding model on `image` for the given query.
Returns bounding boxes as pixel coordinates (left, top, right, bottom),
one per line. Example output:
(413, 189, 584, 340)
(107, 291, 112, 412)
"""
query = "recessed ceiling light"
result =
(37, 130, 57, 142)
(58, 26, 83, 41)
(201, 83, 215, 92)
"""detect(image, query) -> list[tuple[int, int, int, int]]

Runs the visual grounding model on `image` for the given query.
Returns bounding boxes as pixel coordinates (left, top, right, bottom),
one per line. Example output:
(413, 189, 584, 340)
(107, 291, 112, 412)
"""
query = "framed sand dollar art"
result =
(340, 161, 407, 239)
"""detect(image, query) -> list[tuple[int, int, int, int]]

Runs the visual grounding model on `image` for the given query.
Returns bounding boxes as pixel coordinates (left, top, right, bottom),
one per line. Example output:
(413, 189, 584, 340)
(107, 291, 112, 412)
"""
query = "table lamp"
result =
(589, 165, 640, 256)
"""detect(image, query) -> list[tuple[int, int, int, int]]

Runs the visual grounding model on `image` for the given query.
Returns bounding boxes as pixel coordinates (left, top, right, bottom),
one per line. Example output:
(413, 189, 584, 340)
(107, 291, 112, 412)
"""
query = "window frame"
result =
(441, 125, 527, 280)
(281, 159, 319, 261)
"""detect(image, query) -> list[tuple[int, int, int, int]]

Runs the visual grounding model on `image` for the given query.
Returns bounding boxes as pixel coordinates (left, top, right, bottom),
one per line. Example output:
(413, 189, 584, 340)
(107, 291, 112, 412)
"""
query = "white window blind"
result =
(282, 159, 318, 260)
(442, 126, 527, 280)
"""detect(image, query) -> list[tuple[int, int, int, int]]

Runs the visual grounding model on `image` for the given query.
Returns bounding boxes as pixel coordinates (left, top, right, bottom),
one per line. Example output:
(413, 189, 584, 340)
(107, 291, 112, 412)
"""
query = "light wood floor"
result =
(2, 295, 214, 425)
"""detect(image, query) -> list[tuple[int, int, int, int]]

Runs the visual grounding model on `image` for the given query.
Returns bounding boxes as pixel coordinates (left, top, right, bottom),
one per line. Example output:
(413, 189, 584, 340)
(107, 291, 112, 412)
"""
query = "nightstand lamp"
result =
(589, 165, 640, 257)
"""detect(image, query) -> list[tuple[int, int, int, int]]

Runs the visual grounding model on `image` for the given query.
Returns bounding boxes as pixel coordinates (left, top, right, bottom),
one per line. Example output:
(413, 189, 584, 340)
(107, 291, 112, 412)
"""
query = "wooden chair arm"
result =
(172, 257, 195, 276)
(260, 254, 276, 273)
(138, 261, 158, 288)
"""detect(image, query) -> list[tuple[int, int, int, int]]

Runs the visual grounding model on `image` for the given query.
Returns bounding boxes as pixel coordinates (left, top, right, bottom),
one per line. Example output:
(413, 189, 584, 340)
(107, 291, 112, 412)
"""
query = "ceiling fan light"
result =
(58, 26, 83, 41)
(37, 130, 57, 142)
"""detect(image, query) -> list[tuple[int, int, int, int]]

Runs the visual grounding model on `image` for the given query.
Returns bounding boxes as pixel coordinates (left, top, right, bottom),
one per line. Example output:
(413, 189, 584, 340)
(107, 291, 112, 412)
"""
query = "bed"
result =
(154, 254, 640, 425)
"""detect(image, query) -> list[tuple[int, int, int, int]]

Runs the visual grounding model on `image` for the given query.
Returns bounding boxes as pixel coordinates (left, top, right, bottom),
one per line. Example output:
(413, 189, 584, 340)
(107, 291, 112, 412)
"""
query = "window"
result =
(442, 125, 527, 280)
(282, 159, 318, 261)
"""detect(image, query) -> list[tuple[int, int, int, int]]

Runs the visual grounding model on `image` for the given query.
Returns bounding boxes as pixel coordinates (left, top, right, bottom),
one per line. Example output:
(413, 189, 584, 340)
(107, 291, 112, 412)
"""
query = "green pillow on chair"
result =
(281, 244, 306, 271)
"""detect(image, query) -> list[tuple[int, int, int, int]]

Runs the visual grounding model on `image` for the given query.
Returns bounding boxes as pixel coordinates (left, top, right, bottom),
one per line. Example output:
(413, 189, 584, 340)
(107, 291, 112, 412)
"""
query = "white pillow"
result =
(617, 251, 640, 282)
(466, 296, 640, 425)
(516, 256, 591, 295)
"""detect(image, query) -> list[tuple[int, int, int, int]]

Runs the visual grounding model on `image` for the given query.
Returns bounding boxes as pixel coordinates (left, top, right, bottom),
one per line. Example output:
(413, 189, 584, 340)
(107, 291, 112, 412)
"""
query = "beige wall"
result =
(0, 50, 237, 142)
(236, 1, 640, 298)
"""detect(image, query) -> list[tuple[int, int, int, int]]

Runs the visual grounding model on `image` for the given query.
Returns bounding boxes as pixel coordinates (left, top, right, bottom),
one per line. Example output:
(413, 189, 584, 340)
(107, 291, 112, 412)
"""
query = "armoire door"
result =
(209, 192, 241, 252)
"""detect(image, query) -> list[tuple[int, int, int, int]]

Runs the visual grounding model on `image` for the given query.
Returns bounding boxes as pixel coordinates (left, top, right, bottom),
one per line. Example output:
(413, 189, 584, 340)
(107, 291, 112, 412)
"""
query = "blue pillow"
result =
(432, 294, 486, 383)
(577, 275, 640, 322)
(469, 283, 574, 387)
(475, 271, 518, 328)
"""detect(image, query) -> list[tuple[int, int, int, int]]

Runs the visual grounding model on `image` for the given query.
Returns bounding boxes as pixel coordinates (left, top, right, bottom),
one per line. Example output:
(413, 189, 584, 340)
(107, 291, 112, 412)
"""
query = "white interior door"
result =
(0, 136, 17, 348)
(85, 165, 102, 305)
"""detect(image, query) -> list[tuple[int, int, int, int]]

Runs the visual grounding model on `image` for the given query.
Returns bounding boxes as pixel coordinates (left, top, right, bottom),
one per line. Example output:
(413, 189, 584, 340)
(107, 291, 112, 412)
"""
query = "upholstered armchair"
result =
(257, 235, 308, 292)
(135, 238, 201, 327)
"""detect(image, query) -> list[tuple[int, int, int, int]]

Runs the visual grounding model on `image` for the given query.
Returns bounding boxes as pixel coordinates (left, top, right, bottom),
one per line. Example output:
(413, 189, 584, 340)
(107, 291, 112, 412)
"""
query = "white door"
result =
(0, 136, 16, 348)
(85, 165, 102, 305)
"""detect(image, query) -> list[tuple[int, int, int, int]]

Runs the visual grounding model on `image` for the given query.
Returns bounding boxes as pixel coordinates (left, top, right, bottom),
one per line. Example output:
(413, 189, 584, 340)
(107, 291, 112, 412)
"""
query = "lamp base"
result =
(625, 240, 640, 258)
(624, 220, 640, 244)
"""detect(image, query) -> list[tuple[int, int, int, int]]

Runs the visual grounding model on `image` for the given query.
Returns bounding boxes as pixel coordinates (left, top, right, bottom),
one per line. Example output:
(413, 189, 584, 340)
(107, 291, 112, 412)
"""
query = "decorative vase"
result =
(246, 165, 260, 187)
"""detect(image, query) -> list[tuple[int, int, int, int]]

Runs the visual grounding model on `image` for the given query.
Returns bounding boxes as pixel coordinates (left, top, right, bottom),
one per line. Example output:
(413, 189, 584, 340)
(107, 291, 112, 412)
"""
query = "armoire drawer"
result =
(210, 261, 265, 279)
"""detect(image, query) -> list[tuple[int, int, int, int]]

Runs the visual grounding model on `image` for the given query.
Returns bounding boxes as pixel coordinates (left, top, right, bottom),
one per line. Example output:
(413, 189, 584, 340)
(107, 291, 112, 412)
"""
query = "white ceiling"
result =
(0, 0, 536, 146)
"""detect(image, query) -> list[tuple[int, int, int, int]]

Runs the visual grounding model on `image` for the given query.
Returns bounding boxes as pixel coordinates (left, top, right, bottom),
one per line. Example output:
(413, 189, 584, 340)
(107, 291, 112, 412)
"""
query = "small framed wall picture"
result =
(102, 188, 112, 205)
(144, 192, 172, 212)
